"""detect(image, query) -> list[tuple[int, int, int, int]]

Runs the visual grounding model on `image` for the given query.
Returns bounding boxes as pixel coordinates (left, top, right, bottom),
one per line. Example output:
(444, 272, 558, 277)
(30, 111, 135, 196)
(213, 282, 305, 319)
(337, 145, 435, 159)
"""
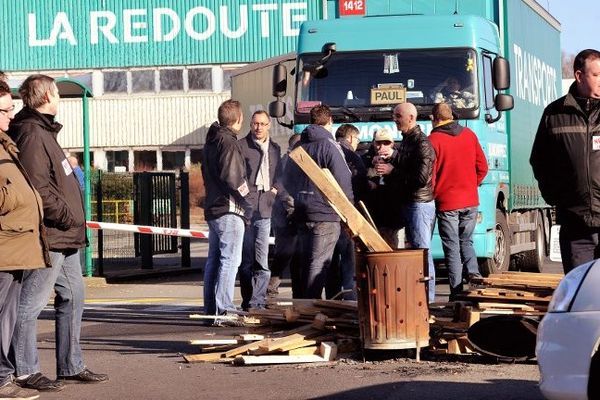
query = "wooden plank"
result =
(288, 346, 319, 356)
(289, 146, 392, 252)
(259, 334, 309, 352)
(237, 334, 265, 341)
(313, 299, 358, 312)
(233, 354, 326, 365)
(477, 302, 537, 311)
(319, 342, 338, 361)
(190, 339, 238, 346)
(224, 325, 318, 358)
(184, 352, 229, 363)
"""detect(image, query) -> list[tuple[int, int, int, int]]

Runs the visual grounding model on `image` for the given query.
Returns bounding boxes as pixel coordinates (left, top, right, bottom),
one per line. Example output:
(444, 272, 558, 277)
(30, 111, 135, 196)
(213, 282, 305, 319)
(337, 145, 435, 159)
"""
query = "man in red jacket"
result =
(429, 103, 488, 300)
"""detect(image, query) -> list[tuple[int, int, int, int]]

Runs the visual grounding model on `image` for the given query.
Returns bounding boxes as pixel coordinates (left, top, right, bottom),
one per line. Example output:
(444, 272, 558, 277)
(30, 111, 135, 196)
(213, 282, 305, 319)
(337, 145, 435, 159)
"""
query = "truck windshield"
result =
(297, 48, 478, 119)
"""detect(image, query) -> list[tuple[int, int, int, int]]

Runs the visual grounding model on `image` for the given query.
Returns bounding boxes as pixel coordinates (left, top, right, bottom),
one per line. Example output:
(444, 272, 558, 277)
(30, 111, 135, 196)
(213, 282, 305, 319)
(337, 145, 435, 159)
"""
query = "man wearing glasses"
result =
(238, 110, 282, 310)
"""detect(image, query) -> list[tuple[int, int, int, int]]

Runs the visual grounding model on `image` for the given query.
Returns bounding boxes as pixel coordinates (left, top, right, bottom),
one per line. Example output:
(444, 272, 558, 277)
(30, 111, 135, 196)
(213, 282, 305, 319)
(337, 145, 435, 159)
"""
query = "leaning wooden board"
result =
(289, 146, 391, 252)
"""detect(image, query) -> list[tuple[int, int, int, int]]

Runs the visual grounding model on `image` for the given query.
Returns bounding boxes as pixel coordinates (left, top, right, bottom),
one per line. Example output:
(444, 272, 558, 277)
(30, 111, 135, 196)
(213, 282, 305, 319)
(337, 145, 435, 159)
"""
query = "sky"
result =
(541, 0, 599, 56)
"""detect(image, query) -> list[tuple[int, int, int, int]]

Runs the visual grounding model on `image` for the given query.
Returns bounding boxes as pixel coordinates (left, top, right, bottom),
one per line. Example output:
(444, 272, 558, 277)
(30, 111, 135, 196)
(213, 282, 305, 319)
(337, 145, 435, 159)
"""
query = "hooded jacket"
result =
(9, 107, 86, 250)
(202, 122, 252, 222)
(530, 82, 600, 227)
(238, 133, 282, 219)
(286, 124, 353, 222)
(394, 124, 435, 203)
(0, 131, 51, 270)
(429, 121, 488, 212)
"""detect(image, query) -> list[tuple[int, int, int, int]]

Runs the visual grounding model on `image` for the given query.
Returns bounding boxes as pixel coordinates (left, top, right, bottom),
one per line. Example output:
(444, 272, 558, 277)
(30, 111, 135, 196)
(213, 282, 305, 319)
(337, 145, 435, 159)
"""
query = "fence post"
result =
(180, 170, 190, 268)
(139, 172, 153, 269)
(96, 170, 104, 276)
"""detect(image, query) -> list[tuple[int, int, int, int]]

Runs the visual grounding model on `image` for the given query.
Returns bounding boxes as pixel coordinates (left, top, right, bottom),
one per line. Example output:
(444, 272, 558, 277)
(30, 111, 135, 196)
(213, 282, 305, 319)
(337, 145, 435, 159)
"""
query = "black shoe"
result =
(58, 368, 108, 384)
(15, 373, 64, 392)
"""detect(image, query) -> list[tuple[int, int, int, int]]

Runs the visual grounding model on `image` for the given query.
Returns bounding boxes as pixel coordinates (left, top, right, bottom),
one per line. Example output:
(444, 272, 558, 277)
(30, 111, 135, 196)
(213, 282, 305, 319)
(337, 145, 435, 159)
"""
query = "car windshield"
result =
(297, 48, 478, 118)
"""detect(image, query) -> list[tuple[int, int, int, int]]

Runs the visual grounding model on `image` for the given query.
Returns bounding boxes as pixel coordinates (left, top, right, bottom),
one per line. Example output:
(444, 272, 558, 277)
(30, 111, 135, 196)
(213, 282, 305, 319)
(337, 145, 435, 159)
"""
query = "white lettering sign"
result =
(28, 2, 308, 47)
(513, 43, 558, 107)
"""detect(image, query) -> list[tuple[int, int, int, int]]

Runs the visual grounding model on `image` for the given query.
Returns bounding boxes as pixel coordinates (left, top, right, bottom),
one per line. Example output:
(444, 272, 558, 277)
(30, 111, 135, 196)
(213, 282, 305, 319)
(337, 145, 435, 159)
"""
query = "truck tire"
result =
(517, 216, 545, 272)
(479, 210, 510, 276)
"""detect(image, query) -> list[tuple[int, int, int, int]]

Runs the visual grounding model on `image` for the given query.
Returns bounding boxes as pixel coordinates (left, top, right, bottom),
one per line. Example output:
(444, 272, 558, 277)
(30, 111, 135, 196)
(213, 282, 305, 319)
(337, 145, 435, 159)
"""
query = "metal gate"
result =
(134, 172, 178, 263)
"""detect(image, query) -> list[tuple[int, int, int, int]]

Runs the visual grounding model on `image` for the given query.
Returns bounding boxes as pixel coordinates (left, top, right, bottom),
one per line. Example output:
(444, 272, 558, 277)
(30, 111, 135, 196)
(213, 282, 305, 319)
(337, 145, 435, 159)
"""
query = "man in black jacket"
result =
(390, 102, 436, 302)
(530, 49, 600, 274)
(202, 99, 252, 319)
(286, 105, 353, 299)
(238, 111, 281, 310)
(9, 75, 107, 393)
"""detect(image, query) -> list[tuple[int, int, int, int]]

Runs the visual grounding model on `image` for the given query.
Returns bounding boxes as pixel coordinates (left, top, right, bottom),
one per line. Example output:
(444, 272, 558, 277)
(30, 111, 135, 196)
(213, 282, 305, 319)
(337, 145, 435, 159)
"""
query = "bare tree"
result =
(562, 51, 575, 78)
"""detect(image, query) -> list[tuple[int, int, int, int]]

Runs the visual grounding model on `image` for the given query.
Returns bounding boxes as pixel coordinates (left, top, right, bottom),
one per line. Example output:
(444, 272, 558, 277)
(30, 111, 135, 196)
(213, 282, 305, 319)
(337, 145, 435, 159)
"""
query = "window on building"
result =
(162, 151, 186, 170)
(104, 71, 127, 93)
(134, 151, 157, 171)
(190, 149, 203, 165)
(107, 150, 129, 172)
(188, 68, 212, 90)
(131, 70, 155, 93)
(159, 69, 184, 91)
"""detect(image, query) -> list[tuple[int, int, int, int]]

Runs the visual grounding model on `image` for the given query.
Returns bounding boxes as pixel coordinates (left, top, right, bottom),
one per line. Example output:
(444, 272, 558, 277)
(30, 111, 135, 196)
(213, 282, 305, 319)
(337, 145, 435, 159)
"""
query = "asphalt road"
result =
(29, 258, 564, 400)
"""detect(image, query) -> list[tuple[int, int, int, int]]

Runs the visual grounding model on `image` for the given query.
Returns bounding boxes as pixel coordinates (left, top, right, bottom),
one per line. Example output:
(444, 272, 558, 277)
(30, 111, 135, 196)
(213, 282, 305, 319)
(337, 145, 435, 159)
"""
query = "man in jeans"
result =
(238, 111, 281, 310)
(202, 100, 252, 320)
(9, 75, 107, 393)
(285, 105, 353, 299)
(0, 77, 48, 400)
(429, 102, 488, 300)
(390, 102, 436, 302)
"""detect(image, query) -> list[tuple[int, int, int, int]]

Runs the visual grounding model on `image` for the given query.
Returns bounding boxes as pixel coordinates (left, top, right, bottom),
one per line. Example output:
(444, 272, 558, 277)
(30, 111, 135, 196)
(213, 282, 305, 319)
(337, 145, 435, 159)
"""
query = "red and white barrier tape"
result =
(86, 221, 208, 239)
(86, 221, 276, 245)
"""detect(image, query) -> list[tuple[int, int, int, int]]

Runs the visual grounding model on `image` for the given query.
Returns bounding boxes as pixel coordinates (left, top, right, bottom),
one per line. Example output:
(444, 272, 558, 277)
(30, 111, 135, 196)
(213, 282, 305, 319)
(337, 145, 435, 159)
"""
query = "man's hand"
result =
(375, 163, 394, 176)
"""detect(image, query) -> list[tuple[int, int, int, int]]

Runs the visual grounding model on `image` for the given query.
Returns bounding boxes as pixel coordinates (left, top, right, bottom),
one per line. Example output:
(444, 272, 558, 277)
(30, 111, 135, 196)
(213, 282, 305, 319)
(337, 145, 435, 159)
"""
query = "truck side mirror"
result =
(493, 57, 510, 90)
(272, 64, 288, 98)
(269, 100, 286, 118)
(495, 93, 514, 111)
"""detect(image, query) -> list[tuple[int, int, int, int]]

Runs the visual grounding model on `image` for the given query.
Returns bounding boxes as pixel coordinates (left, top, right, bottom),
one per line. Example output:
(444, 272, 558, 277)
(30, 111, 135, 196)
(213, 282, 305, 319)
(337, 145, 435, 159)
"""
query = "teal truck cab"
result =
(269, 0, 561, 274)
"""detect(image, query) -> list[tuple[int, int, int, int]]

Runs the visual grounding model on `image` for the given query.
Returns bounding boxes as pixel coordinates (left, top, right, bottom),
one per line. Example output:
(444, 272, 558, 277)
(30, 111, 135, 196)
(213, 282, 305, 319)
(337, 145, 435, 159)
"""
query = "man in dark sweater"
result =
(429, 102, 488, 299)
(286, 105, 353, 299)
(9, 75, 107, 393)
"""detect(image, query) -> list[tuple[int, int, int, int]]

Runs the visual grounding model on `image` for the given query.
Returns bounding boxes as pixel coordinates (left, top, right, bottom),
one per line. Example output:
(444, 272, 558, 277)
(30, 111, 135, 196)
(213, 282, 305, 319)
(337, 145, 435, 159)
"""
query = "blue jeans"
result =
(401, 201, 436, 302)
(298, 221, 340, 299)
(11, 250, 85, 377)
(203, 214, 244, 315)
(437, 207, 481, 297)
(239, 218, 271, 309)
(0, 272, 21, 385)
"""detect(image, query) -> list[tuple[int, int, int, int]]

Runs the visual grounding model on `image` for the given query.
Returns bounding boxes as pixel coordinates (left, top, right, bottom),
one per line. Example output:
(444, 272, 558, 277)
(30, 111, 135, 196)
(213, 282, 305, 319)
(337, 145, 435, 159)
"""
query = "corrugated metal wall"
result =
(57, 93, 229, 149)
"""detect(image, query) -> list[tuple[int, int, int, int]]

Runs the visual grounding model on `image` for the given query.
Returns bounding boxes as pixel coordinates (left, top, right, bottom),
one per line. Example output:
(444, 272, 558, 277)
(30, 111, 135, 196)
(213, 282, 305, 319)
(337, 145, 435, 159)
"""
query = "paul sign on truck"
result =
(259, 0, 561, 275)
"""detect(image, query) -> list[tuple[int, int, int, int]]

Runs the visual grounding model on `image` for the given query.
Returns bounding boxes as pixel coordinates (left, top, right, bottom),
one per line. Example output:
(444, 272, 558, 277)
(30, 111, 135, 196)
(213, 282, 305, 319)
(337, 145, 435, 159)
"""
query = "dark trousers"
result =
(559, 223, 600, 274)
(272, 224, 301, 298)
(0, 271, 21, 385)
(298, 221, 340, 299)
(326, 228, 357, 300)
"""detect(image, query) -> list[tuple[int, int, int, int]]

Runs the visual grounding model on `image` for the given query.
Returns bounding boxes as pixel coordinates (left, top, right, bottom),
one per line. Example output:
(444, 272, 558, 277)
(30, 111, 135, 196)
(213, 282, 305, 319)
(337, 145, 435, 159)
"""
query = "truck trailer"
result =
(250, 0, 561, 274)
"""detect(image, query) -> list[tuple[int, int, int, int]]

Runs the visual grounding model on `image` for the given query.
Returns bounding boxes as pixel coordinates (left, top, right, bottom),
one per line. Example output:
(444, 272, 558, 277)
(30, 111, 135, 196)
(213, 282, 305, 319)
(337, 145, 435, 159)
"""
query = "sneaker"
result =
(0, 381, 39, 400)
(15, 373, 64, 392)
(57, 368, 108, 384)
(212, 314, 247, 327)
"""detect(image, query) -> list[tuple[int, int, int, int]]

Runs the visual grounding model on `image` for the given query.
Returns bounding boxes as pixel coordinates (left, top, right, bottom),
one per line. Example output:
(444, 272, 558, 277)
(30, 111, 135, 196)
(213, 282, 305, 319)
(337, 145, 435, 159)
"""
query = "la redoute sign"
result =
(3, 0, 321, 70)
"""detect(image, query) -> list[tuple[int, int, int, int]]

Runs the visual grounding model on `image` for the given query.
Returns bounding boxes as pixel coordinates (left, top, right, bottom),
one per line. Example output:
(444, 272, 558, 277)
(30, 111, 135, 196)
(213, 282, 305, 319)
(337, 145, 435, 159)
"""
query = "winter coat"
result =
(429, 121, 488, 212)
(9, 108, 86, 250)
(286, 125, 353, 222)
(530, 82, 600, 227)
(238, 133, 282, 219)
(202, 122, 252, 222)
(394, 125, 435, 203)
(0, 131, 50, 270)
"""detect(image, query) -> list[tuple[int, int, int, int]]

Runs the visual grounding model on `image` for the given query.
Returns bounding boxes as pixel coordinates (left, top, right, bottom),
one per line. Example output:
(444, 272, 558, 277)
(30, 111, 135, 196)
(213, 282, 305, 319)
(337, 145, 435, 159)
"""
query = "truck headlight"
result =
(548, 261, 594, 312)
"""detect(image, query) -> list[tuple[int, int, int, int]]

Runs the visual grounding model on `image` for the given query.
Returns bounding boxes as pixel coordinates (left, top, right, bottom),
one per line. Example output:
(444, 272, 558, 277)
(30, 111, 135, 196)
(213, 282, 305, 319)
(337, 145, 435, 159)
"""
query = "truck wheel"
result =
(518, 216, 545, 272)
(479, 210, 510, 276)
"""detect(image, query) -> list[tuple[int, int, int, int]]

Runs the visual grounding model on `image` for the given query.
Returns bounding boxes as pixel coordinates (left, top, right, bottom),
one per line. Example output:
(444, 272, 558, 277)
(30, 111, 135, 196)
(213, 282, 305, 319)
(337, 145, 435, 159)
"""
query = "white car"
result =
(537, 260, 600, 400)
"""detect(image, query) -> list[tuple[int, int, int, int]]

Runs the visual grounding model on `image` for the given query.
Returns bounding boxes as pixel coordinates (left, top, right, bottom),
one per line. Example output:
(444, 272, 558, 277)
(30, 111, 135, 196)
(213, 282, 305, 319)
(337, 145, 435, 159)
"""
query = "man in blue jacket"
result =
(286, 105, 353, 299)
(238, 110, 281, 310)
